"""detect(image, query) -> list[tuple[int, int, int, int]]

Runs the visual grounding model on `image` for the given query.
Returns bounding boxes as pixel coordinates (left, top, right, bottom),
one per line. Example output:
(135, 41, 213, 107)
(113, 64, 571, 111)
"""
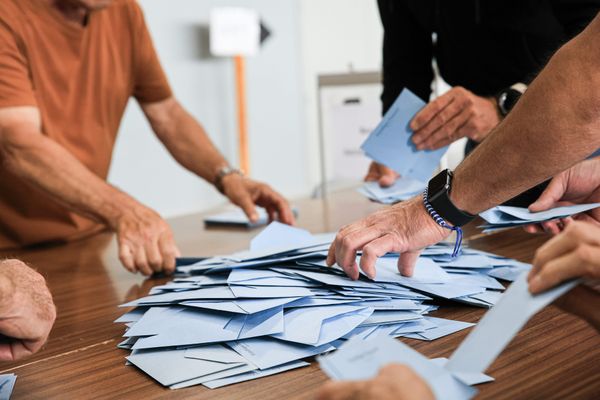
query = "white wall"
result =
(108, 0, 307, 218)
(108, 1, 409, 218)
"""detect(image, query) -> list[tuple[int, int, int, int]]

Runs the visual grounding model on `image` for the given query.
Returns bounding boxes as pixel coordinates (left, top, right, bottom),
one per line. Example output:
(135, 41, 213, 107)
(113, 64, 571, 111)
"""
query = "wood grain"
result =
(0, 189, 598, 399)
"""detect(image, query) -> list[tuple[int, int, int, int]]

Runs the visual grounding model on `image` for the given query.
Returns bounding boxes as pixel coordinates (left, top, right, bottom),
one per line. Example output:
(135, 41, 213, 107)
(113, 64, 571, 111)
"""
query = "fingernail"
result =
(529, 276, 542, 293)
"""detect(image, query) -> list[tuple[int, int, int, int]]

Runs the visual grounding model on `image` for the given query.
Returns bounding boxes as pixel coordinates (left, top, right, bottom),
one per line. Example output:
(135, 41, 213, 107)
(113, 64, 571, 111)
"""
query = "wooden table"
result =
(1, 189, 598, 399)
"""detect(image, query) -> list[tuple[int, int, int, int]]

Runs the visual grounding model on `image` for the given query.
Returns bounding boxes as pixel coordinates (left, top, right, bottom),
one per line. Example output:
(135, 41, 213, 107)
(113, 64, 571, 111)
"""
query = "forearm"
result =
(145, 98, 228, 185)
(452, 18, 600, 214)
(2, 132, 140, 229)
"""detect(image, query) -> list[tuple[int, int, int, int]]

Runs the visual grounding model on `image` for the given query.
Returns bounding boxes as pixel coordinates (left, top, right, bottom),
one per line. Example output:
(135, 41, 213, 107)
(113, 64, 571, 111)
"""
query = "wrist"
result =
(487, 96, 503, 123)
(101, 191, 147, 231)
(214, 166, 244, 194)
(448, 172, 478, 216)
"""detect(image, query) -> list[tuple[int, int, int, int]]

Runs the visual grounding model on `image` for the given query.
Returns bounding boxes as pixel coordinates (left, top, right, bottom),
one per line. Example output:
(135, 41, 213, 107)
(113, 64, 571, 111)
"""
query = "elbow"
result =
(0, 126, 42, 172)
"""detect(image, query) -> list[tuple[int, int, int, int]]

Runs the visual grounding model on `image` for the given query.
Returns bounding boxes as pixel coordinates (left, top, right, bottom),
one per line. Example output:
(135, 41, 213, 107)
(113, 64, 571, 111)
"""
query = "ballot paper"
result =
(479, 203, 600, 232)
(358, 176, 426, 204)
(204, 207, 299, 228)
(117, 222, 534, 390)
(0, 374, 16, 400)
(446, 273, 577, 375)
(361, 88, 448, 182)
(318, 336, 476, 400)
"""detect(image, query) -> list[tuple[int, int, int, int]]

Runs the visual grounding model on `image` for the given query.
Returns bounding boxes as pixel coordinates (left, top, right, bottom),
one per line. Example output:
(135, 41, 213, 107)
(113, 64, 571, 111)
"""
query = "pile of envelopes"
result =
(318, 273, 577, 399)
(479, 203, 600, 233)
(358, 176, 426, 204)
(116, 222, 532, 390)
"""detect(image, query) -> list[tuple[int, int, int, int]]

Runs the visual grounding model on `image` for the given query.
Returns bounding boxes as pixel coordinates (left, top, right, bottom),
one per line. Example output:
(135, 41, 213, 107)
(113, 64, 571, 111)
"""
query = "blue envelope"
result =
(361, 88, 448, 181)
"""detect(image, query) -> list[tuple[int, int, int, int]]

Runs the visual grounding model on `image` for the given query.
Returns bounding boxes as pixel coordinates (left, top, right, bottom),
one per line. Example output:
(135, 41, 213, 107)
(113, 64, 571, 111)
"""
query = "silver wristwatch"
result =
(214, 166, 243, 193)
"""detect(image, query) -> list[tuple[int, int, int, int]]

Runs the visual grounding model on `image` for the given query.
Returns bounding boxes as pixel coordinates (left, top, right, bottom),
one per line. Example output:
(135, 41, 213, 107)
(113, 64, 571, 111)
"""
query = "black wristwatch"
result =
(496, 83, 527, 116)
(426, 169, 476, 227)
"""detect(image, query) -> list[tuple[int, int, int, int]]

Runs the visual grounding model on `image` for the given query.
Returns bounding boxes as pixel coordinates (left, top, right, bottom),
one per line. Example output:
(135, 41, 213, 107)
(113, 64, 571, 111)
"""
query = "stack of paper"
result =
(360, 88, 447, 183)
(358, 177, 426, 204)
(479, 203, 600, 233)
(0, 374, 16, 400)
(116, 222, 532, 390)
(204, 207, 298, 228)
(319, 273, 576, 397)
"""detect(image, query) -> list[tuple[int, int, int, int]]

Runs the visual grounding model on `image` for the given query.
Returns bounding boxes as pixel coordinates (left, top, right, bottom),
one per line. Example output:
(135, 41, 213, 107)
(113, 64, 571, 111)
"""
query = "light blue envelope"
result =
(127, 347, 246, 387)
(0, 374, 17, 400)
(479, 203, 600, 224)
(202, 361, 310, 389)
(446, 273, 577, 375)
(318, 336, 476, 400)
(361, 88, 448, 181)
(129, 308, 246, 349)
(272, 304, 370, 345)
(181, 297, 302, 314)
(229, 337, 335, 370)
(400, 317, 474, 341)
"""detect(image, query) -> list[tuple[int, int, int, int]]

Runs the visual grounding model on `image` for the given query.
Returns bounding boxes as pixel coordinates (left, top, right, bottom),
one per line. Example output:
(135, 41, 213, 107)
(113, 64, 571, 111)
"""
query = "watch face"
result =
(498, 92, 509, 115)
(427, 169, 450, 200)
(499, 89, 522, 115)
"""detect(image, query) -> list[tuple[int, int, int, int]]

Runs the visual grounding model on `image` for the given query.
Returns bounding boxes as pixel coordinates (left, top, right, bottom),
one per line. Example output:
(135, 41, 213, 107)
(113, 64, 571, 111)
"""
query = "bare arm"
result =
(328, 14, 600, 279)
(142, 97, 295, 224)
(141, 97, 228, 183)
(452, 15, 600, 213)
(0, 107, 136, 225)
(0, 107, 179, 275)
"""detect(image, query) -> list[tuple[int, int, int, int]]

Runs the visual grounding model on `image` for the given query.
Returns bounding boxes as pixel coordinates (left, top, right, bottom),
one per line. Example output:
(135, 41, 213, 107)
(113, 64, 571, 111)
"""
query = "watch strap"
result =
(426, 170, 476, 227)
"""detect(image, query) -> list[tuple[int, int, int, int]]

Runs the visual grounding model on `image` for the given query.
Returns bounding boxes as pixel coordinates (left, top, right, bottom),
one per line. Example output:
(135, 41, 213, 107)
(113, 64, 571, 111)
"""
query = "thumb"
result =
(397, 250, 420, 277)
(378, 167, 398, 188)
(529, 177, 566, 212)
(378, 174, 395, 188)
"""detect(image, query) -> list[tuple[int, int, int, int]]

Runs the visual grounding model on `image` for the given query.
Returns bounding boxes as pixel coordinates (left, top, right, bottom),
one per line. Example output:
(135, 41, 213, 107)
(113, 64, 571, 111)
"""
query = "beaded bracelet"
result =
(422, 189, 463, 259)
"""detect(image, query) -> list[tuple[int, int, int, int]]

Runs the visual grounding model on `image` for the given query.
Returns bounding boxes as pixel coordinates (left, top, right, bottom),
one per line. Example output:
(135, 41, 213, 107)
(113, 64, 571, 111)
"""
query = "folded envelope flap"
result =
(184, 344, 249, 364)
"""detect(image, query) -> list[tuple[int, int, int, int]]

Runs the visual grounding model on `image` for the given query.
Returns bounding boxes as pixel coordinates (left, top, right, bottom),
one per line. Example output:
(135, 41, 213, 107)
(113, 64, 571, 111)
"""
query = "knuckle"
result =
(340, 235, 355, 250)
(576, 244, 593, 264)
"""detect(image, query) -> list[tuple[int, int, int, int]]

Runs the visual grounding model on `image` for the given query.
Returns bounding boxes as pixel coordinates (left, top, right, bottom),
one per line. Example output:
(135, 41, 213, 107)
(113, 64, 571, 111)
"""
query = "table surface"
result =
(0, 189, 598, 400)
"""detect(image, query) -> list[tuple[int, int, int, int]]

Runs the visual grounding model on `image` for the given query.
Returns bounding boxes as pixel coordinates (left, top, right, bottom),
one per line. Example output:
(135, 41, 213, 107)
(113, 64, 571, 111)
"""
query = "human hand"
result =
(411, 87, 501, 150)
(0, 259, 56, 361)
(221, 174, 295, 225)
(327, 196, 449, 280)
(524, 158, 600, 235)
(529, 221, 600, 330)
(317, 364, 434, 400)
(529, 221, 600, 294)
(364, 162, 399, 188)
(113, 203, 180, 276)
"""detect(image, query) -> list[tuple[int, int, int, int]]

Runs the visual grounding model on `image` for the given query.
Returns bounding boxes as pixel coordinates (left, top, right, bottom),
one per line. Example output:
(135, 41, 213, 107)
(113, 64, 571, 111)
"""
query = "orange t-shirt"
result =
(0, 0, 172, 249)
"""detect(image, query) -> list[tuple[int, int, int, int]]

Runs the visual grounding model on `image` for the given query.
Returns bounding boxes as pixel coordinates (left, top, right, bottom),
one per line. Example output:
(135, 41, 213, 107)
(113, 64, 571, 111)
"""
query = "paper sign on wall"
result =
(210, 7, 260, 57)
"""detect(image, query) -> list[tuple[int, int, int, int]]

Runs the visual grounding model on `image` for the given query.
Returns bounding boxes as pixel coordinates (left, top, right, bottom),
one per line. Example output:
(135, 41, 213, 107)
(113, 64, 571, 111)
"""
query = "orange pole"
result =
(234, 55, 250, 175)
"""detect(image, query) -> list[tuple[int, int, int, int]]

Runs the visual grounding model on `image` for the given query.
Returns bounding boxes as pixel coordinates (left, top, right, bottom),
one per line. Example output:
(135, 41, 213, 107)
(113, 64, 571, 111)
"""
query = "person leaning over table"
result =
(317, 219, 600, 400)
(0, 0, 294, 277)
(0, 259, 56, 361)
(366, 0, 600, 207)
(318, 12, 600, 400)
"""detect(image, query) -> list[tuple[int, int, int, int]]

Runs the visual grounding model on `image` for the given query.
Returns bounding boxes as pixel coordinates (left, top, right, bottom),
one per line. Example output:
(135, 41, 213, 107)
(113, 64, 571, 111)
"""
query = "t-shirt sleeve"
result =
(0, 21, 37, 108)
(129, 1, 172, 104)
